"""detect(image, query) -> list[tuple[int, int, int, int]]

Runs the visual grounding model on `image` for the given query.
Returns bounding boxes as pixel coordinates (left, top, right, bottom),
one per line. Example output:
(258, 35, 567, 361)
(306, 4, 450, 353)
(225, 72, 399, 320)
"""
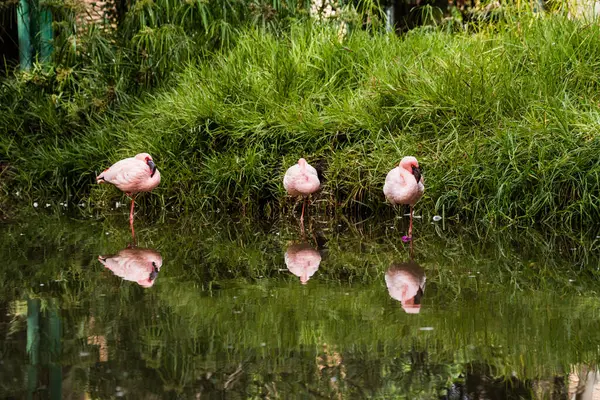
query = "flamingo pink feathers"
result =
(385, 261, 426, 314)
(284, 243, 322, 285)
(283, 158, 320, 227)
(97, 153, 160, 239)
(98, 247, 162, 288)
(383, 156, 424, 239)
(95, 154, 424, 243)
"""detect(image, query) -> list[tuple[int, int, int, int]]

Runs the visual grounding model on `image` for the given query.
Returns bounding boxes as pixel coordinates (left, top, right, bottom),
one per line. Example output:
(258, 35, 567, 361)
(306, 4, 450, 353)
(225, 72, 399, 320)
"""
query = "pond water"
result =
(2, 211, 600, 399)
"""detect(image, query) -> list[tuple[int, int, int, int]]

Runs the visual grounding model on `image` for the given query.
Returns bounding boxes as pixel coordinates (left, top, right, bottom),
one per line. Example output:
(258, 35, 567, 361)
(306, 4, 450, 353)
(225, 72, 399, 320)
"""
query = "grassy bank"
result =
(3, 13, 600, 226)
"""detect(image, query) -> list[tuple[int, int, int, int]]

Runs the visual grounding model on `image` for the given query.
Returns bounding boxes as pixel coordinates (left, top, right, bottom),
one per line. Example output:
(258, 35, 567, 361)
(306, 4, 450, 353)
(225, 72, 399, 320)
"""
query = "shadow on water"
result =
(1, 211, 600, 398)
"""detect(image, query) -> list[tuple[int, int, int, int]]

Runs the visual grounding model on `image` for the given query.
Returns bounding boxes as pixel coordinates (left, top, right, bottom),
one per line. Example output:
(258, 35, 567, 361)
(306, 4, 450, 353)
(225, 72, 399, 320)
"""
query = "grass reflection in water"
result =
(1, 212, 599, 398)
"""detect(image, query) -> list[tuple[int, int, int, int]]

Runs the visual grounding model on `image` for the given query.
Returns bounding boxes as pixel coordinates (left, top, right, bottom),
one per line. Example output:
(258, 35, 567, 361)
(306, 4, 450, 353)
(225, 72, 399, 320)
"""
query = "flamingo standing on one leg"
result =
(96, 153, 161, 239)
(283, 158, 320, 230)
(383, 156, 424, 240)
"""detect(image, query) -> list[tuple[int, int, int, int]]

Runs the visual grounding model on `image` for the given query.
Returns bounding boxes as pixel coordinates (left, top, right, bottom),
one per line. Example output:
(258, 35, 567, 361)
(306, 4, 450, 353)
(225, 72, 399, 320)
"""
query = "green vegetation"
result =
(1, 213, 600, 397)
(2, 2, 600, 227)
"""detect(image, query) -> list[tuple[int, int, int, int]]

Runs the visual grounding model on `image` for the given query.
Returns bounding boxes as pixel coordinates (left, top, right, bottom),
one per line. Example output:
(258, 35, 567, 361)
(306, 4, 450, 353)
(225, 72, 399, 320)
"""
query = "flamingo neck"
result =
(399, 166, 413, 181)
(298, 158, 307, 172)
(301, 270, 308, 284)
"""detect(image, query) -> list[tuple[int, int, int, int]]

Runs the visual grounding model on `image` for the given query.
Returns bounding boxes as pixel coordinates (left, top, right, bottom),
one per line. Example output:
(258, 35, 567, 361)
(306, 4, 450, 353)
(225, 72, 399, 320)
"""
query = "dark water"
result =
(2, 211, 600, 399)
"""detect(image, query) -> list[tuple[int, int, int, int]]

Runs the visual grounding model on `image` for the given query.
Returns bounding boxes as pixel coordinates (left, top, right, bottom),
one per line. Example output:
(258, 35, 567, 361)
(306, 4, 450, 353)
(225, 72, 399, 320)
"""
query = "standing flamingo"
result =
(383, 156, 424, 239)
(284, 242, 322, 285)
(283, 158, 320, 228)
(98, 247, 162, 288)
(96, 153, 160, 239)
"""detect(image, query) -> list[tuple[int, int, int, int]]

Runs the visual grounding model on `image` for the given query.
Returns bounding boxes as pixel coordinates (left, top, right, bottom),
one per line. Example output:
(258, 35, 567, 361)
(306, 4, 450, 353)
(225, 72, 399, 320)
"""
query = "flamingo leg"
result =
(129, 194, 137, 241)
(408, 205, 414, 238)
(299, 197, 307, 234)
(300, 197, 307, 224)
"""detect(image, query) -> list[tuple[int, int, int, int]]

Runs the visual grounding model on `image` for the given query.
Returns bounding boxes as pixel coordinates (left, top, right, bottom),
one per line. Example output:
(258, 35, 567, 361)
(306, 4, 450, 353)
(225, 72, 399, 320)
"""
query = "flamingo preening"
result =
(283, 158, 321, 229)
(98, 247, 163, 288)
(383, 156, 424, 239)
(96, 153, 161, 239)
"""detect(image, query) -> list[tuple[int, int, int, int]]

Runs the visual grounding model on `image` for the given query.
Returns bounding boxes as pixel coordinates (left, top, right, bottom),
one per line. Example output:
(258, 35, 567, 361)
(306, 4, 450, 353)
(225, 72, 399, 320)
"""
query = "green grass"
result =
(3, 10, 600, 226)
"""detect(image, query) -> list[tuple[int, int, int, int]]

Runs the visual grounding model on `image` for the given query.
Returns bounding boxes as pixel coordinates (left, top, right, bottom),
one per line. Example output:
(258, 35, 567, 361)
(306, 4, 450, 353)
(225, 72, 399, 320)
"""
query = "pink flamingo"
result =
(284, 242, 322, 285)
(96, 153, 161, 239)
(283, 158, 320, 227)
(385, 261, 426, 314)
(383, 156, 424, 239)
(98, 247, 162, 288)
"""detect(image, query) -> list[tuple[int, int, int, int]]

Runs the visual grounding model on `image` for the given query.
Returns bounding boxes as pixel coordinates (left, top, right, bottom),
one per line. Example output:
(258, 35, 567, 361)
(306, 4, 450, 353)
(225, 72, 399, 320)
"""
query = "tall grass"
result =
(3, 9, 600, 226)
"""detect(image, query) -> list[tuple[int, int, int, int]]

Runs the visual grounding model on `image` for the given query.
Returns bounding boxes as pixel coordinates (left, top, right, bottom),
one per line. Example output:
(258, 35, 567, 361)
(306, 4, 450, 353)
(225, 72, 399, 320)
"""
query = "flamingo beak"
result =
(149, 262, 159, 282)
(411, 165, 421, 183)
(413, 286, 424, 305)
(147, 159, 157, 178)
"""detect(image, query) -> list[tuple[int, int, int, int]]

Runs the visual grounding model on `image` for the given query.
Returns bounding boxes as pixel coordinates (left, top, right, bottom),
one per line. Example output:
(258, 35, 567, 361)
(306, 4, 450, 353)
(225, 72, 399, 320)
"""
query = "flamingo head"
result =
(300, 273, 310, 285)
(140, 253, 163, 287)
(399, 156, 421, 183)
(135, 153, 157, 178)
(402, 304, 421, 314)
(148, 260, 160, 282)
(401, 288, 423, 314)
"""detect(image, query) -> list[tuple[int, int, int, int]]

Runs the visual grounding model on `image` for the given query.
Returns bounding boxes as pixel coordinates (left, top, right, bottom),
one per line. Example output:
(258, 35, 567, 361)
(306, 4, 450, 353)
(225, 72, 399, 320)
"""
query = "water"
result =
(2, 212, 600, 399)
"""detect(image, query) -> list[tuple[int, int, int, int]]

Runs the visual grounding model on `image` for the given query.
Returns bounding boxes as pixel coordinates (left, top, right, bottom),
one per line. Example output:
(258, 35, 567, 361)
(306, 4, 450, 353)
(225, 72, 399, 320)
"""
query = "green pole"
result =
(26, 298, 41, 400)
(47, 300, 62, 400)
(17, 0, 33, 70)
(39, 1, 53, 63)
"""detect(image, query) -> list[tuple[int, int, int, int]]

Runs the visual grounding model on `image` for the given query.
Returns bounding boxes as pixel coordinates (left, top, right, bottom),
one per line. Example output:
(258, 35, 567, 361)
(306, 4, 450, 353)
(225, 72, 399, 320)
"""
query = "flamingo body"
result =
(385, 261, 426, 314)
(96, 153, 161, 194)
(284, 243, 322, 285)
(99, 248, 162, 288)
(283, 158, 320, 227)
(283, 158, 320, 197)
(383, 156, 424, 206)
(383, 156, 424, 238)
(96, 153, 160, 239)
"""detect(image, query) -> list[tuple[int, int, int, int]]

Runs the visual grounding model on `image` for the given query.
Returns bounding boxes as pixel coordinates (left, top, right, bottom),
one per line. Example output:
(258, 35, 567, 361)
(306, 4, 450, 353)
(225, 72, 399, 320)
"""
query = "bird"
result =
(385, 261, 426, 314)
(98, 247, 163, 288)
(284, 242, 322, 285)
(283, 158, 320, 229)
(383, 156, 424, 239)
(96, 153, 161, 239)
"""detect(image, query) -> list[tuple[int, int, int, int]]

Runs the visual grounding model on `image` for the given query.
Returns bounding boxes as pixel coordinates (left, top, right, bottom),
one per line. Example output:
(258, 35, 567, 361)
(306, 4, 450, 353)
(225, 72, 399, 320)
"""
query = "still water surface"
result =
(2, 212, 600, 399)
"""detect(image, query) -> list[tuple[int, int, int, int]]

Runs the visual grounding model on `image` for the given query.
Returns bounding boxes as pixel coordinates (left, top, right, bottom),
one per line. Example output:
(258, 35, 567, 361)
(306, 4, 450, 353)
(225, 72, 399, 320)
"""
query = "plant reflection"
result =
(2, 213, 600, 398)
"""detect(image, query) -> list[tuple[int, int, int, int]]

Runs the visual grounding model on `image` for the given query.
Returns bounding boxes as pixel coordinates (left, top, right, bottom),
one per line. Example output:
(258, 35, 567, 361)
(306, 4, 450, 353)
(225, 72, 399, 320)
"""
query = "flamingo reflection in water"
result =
(385, 260, 426, 314)
(567, 364, 600, 400)
(284, 242, 322, 285)
(99, 247, 162, 288)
